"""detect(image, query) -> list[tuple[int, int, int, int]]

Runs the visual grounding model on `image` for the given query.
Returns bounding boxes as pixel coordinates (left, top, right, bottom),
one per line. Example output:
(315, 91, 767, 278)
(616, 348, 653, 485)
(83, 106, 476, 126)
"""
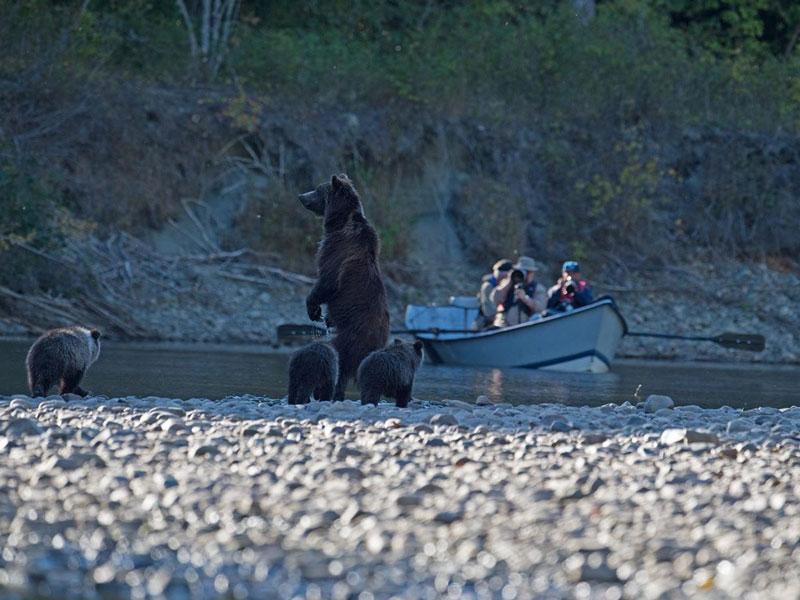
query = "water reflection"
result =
(0, 339, 798, 409)
(487, 369, 503, 402)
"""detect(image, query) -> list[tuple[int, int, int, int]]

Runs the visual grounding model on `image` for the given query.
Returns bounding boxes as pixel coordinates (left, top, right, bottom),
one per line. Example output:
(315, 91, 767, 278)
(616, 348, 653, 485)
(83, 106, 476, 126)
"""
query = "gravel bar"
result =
(1, 394, 799, 599)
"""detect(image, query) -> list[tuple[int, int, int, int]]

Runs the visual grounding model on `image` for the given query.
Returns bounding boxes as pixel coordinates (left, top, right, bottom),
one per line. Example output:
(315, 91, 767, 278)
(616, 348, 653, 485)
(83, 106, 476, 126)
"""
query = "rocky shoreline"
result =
(1, 394, 798, 599)
(1, 250, 798, 366)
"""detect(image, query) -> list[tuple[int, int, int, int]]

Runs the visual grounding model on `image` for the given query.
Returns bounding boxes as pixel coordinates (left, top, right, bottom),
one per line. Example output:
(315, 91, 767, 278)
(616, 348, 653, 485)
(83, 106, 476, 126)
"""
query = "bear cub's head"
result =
(392, 338, 425, 368)
(298, 174, 364, 226)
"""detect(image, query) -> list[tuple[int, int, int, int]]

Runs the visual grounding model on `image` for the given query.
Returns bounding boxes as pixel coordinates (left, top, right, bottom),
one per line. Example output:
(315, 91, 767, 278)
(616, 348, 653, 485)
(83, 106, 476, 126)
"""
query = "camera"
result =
(564, 278, 576, 294)
(509, 269, 525, 286)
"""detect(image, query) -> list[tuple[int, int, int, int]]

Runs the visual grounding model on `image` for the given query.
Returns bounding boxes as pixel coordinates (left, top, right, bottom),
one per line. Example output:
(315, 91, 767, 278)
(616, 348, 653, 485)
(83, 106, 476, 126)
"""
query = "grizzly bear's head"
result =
(298, 174, 364, 230)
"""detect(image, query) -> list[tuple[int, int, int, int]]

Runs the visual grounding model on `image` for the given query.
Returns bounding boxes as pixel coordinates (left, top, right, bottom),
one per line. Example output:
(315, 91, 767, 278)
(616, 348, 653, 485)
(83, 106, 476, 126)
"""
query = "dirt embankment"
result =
(1, 86, 798, 364)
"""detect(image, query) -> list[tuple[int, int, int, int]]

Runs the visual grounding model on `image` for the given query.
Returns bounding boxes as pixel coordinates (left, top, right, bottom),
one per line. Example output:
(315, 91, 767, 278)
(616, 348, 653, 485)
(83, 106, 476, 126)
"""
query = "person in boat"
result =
(490, 256, 548, 327)
(472, 258, 514, 330)
(546, 260, 594, 314)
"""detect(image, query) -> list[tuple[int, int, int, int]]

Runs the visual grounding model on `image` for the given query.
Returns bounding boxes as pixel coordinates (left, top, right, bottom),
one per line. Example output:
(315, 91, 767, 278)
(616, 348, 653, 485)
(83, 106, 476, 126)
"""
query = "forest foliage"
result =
(1, 0, 799, 292)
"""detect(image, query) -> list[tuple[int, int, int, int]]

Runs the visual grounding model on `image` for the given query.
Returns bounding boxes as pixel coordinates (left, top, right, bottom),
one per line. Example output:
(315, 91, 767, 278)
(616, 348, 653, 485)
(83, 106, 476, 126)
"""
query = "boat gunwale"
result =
(408, 298, 629, 343)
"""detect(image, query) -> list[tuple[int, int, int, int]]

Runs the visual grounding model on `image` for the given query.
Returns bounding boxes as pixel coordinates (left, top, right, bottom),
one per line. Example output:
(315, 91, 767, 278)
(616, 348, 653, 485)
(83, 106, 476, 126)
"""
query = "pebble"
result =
(429, 413, 458, 426)
(727, 419, 753, 433)
(0, 393, 797, 600)
(644, 395, 675, 413)
(9, 397, 33, 410)
(550, 420, 573, 433)
(3, 417, 43, 437)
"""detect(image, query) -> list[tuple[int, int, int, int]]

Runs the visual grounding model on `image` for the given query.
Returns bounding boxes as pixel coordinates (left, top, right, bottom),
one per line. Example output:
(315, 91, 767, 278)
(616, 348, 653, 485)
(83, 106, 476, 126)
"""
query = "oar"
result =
(277, 324, 476, 339)
(278, 324, 765, 352)
(625, 331, 765, 352)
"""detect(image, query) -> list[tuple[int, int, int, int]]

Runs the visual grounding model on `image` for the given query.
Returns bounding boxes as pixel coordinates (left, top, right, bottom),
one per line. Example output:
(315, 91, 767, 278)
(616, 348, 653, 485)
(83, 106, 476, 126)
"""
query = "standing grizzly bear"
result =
(286, 340, 338, 404)
(298, 174, 390, 400)
(26, 326, 102, 397)
(357, 339, 424, 408)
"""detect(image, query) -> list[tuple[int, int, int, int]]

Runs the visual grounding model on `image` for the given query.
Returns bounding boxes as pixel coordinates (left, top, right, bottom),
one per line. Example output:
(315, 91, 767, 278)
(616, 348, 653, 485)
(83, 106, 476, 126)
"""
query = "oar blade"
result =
(714, 332, 765, 352)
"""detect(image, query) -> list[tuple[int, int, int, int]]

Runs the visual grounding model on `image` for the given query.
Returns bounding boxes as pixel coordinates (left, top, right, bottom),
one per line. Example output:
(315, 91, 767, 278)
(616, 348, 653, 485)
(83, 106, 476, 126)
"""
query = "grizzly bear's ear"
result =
(91, 329, 102, 340)
(393, 338, 403, 345)
(331, 174, 343, 189)
(413, 340, 424, 354)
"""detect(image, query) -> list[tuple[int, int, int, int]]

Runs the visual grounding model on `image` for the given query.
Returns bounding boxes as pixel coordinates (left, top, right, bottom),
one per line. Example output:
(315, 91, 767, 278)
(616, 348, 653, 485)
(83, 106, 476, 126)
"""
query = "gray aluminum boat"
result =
(404, 297, 628, 373)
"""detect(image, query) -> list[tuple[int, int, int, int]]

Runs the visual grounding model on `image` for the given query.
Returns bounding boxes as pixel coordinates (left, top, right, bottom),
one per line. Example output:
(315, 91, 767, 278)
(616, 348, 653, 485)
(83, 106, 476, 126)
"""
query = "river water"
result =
(0, 339, 797, 409)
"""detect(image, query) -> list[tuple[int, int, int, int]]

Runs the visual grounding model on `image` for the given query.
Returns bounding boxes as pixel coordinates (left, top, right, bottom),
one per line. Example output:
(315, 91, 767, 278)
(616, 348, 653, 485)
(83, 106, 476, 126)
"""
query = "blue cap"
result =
(562, 261, 580, 272)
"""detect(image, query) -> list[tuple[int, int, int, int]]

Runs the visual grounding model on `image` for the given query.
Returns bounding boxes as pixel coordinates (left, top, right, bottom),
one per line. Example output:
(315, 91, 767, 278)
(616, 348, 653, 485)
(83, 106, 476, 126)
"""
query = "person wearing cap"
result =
(472, 258, 514, 330)
(490, 256, 548, 327)
(546, 260, 594, 314)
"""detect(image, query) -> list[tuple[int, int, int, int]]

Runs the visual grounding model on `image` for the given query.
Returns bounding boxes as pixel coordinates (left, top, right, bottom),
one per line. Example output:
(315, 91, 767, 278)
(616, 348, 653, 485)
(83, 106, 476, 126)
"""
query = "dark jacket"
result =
(547, 279, 594, 310)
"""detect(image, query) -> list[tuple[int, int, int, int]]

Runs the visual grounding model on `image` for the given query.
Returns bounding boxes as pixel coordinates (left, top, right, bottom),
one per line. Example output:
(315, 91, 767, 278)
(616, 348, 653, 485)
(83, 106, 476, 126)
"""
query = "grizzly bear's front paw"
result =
(307, 300, 322, 322)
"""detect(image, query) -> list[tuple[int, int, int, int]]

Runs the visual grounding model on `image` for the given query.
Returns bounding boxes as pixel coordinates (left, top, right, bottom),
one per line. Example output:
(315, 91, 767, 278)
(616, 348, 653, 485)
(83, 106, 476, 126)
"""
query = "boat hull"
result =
(404, 299, 627, 373)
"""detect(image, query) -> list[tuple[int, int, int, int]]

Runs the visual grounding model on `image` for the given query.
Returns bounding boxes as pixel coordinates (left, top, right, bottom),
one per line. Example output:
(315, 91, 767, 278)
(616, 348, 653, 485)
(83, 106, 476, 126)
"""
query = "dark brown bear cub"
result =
(26, 326, 102, 397)
(357, 339, 424, 408)
(287, 341, 338, 404)
(298, 174, 390, 400)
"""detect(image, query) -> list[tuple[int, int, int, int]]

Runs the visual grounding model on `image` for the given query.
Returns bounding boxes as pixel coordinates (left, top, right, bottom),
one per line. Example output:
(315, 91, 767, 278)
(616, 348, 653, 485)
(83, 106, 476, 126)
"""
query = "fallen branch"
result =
(252, 265, 315, 285)
(0, 234, 74, 267)
(78, 297, 146, 338)
(181, 197, 220, 252)
(217, 272, 272, 287)
(0, 285, 88, 324)
(179, 248, 250, 262)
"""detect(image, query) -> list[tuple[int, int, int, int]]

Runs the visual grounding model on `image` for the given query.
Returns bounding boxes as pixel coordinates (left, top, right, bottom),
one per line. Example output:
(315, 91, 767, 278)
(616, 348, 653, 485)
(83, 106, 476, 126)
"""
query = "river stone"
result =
(425, 438, 448, 447)
(161, 419, 188, 434)
(550, 420, 573, 433)
(334, 446, 364, 459)
(540, 413, 568, 426)
(581, 434, 608, 445)
(441, 399, 473, 412)
(37, 398, 66, 411)
(685, 430, 719, 444)
(430, 413, 458, 426)
(3, 418, 43, 437)
(645, 395, 674, 413)
(331, 467, 364, 480)
(475, 395, 492, 406)
(396, 494, 423, 507)
(434, 510, 463, 524)
(189, 444, 220, 458)
(727, 419, 752, 433)
(9, 397, 33, 410)
(660, 428, 688, 445)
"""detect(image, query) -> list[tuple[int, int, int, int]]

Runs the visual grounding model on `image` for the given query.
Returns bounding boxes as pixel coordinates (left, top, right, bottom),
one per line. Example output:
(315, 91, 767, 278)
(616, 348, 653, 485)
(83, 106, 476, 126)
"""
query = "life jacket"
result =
(556, 279, 587, 305)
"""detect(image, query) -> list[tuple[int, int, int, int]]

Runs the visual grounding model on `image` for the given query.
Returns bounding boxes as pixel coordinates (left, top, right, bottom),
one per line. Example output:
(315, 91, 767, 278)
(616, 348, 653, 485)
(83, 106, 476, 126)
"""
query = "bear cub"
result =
(287, 341, 339, 404)
(26, 326, 102, 397)
(357, 339, 424, 408)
